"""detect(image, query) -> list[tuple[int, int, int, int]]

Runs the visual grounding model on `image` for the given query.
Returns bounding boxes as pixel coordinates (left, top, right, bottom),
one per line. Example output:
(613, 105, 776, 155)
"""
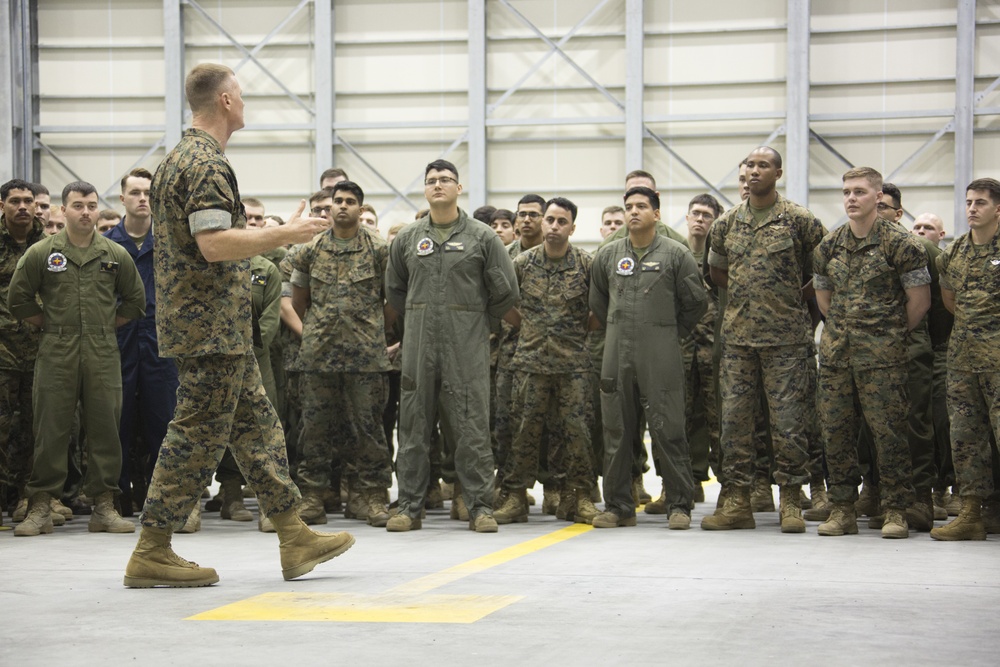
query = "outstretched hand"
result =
(284, 200, 331, 243)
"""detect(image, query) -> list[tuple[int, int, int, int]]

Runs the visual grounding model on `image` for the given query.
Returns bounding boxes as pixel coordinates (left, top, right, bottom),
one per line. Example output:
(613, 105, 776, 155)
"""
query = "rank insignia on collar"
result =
(616, 257, 635, 276)
(416, 237, 434, 256)
(46, 252, 68, 272)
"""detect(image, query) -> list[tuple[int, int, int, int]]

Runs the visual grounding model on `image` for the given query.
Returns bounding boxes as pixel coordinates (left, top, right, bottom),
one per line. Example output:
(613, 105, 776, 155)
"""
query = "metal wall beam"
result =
(163, 0, 184, 150)
(624, 0, 643, 172)
(954, 0, 975, 235)
(0, 1, 14, 180)
(314, 0, 334, 178)
(467, 0, 486, 208)
(785, 0, 810, 205)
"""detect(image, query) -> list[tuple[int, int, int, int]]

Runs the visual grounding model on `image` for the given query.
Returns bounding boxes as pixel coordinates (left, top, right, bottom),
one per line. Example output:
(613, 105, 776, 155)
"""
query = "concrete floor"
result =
(2, 475, 999, 667)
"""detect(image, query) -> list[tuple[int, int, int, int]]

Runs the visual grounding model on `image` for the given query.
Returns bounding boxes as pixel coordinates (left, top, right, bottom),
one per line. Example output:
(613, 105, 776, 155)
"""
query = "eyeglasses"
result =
(311, 206, 332, 216)
(424, 177, 457, 187)
(516, 211, 541, 220)
(876, 203, 900, 212)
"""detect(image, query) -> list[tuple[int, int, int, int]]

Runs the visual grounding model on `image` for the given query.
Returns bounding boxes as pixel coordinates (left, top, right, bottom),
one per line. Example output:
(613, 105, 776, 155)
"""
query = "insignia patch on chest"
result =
(251, 273, 267, 286)
(616, 257, 635, 276)
(99, 261, 120, 273)
(416, 237, 434, 256)
(444, 241, 465, 252)
(640, 261, 661, 272)
(46, 252, 68, 272)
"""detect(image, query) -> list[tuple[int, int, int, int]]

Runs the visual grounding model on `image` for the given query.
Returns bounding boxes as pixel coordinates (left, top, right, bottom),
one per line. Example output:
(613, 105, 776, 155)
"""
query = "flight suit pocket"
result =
(600, 378, 617, 393)
(486, 266, 512, 302)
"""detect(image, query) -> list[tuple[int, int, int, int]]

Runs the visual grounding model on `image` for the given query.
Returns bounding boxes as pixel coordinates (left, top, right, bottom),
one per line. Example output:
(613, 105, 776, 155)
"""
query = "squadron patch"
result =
(251, 273, 267, 286)
(616, 257, 635, 276)
(416, 237, 434, 256)
(46, 252, 68, 273)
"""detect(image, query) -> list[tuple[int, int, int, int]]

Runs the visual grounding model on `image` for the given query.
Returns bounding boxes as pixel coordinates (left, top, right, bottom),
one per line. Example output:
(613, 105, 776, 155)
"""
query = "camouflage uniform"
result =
(813, 218, 929, 509)
(684, 254, 720, 483)
(7, 229, 145, 499)
(386, 210, 518, 520)
(707, 195, 826, 489)
(0, 216, 45, 495)
(591, 234, 708, 517)
(938, 227, 1000, 499)
(289, 226, 393, 493)
(140, 128, 299, 530)
(279, 247, 306, 476)
(504, 244, 595, 492)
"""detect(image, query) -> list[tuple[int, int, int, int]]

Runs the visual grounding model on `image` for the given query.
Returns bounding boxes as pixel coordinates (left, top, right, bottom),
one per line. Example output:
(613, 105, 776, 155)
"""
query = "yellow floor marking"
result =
(188, 522, 592, 624)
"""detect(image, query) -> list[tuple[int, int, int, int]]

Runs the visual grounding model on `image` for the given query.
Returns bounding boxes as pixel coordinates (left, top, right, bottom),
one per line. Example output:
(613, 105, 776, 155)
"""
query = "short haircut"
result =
(388, 222, 407, 237)
(309, 188, 334, 206)
(1, 178, 35, 201)
(320, 167, 349, 184)
(739, 159, 748, 168)
(415, 208, 429, 220)
(242, 197, 264, 210)
(842, 166, 883, 191)
(360, 203, 377, 221)
(185, 63, 234, 115)
(881, 182, 902, 208)
(31, 182, 49, 196)
(967, 178, 1000, 205)
(425, 159, 458, 180)
(625, 169, 656, 188)
(120, 167, 153, 193)
(624, 185, 660, 211)
(517, 194, 546, 210)
(688, 193, 722, 218)
(490, 208, 515, 225)
(265, 215, 285, 225)
(601, 205, 625, 219)
(473, 205, 497, 223)
(545, 196, 578, 222)
(98, 209, 120, 221)
(749, 146, 783, 169)
(331, 180, 364, 205)
(62, 181, 98, 203)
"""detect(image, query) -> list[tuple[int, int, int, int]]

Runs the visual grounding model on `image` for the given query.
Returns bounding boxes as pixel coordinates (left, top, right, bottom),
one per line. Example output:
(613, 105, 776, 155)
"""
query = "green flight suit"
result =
(386, 209, 518, 519)
(7, 229, 145, 499)
(590, 233, 708, 517)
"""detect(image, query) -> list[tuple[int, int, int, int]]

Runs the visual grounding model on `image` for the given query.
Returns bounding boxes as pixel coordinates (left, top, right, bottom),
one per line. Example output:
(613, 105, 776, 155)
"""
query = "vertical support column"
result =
(163, 0, 184, 150)
(467, 0, 487, 209)
(624, 0, 643, 172)
(315, 0, 334, 178)
(953, 0, 975, 235)
(785, 0, 810, 206)
(0, 1, 15, 180)
(5, 0, 38, 181)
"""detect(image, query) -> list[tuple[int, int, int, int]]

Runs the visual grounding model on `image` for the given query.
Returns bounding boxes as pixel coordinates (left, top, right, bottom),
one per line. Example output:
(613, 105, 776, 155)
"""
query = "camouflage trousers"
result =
(141, 353, 299, 530)
(932, 346, 954, 488)
(0, 369, 33, 493)
(503, 370, 595, 491)
(685, 342, 719, 483)
(719, 344, 811, 488)
(495, 364, 551, 486)
(947, 369, 1000, 499)
(819, 363, 914, 509)
(298, 371, 392, 492)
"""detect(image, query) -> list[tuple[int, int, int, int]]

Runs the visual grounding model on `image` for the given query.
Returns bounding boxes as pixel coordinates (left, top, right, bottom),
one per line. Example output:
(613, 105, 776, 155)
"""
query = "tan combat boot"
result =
(386, 513, 422, 532)
(751, 477, 775, 512)
(495, 488, 529, 524)
(51, 498, 74, 521)
(779, 485, 806, 533)
(220, 480, 252, 522)
(945, 486, 962, 516)
(425, 480, 444, 509)
(258, 515, 276, 533)
(123, 526, 219, 588)
(803, 480, 831, 521)
(270, 508, 355, 580)
(450, 481, 469, 521)
(89, 492, 136, 533)
(574, 488, 600, 525)
(881, 508, 909, 539)
(541, 485, 560, 515)
(469, 513, 499, 533)
(297, 489, 328, 525)
(643, 488, 667, 515)
(14, 492, 54, 537)
(930, 496, 987, 541)
(633, 476, 652, 505)
(176, 504, 202, 534)
(817, 503, 858, 536)
(855, 480, 880, 517)
(701, 485, 755, 530)
(592, 508, 637, 528)
(668, 510, 692, 530)
(343, 488, 368, 521)
(932, 488, 948, 521)
(12, 496, 28, 522)
(906, 489, 935, 532)
(365, 489, 390, 528)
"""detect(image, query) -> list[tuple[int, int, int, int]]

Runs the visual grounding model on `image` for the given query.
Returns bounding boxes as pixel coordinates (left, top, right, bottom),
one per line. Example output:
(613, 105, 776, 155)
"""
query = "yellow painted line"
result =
(388, 522, 592, 595)
(188, 522, 591, 623)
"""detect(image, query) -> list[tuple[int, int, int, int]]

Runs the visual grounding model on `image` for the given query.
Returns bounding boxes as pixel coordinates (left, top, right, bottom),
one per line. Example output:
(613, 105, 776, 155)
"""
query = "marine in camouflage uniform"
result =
(0, 194, 45, 508)
(932, 178, 1000, 540)
(139, 128, 301, 530)
(497, 238, 596, 524)
(590, 187, 708, 526)
(706, 172, 826, 530)
(289, 215, 393, 525)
